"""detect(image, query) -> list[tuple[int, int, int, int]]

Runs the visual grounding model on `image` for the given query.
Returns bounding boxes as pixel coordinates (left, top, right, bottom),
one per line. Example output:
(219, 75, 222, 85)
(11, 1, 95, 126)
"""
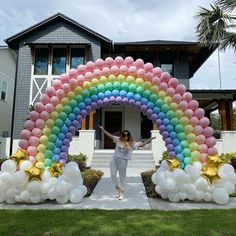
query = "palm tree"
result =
(195, 0, 236, 50)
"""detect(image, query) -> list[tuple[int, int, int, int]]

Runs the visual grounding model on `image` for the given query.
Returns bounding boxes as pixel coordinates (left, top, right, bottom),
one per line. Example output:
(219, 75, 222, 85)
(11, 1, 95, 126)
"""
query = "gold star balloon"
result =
(24, 165, 43, 181)
(49, 162, 63, 177)
(10, 148, 28, 167)
(167, 159, 180, 171)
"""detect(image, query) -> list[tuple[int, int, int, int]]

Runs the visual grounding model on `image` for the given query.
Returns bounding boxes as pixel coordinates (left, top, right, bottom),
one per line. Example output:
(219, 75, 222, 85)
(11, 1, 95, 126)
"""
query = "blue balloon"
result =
(112, 89, 119, 97)
(134, 94, 141, 101)
(120, 90, 127, 98)
(141, 97, 148, 105)
(68, 113, 76, 121)
(55, 139, 63, 147)
(58, 132, 65, 141)
(54, 147, 61, 155)
(174, 145, 182, 154)
(61, 126, 68, 134)
(147, 102, 154, 109)
(73, 107, 80, 116)
(98, 92, 105, 100)
(91, 94, 98, 102)
(180, 162, 185, 169)
(127, 92, 134, 99)
(169, 131, 177, 139)
(153, 107, 160, 114)
(162, 118, 170, 126)
(166, 125, 174, 132)
(84, 98, 92, 105)
(52, 154, 60, 162)
(65, 119, 72, 127)
(158, 112, 165, 120)
(176, 153, 184, 161)
(104, 90, 112, 98)
(78, 102, 86, 110)
(172, 138, 180, 146)
(76, 95, 83, 103)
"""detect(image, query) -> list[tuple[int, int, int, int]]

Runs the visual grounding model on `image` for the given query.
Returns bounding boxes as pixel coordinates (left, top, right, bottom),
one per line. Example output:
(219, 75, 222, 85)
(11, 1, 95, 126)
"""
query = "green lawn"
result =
(0, 209, 236, 236)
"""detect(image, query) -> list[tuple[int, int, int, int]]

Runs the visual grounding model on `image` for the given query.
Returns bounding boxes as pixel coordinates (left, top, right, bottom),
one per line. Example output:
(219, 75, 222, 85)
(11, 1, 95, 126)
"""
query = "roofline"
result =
(5, 12, 111, 46)
(189, 89, 236, 93)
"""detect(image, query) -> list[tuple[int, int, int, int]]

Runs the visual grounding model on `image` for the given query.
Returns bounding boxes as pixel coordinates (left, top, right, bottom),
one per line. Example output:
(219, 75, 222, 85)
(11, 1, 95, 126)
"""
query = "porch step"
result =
(91, 150, 155, 169)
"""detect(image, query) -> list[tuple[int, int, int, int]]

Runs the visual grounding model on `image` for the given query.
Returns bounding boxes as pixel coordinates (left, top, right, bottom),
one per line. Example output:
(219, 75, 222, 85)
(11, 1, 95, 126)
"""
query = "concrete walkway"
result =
(0, 168, 236, 211)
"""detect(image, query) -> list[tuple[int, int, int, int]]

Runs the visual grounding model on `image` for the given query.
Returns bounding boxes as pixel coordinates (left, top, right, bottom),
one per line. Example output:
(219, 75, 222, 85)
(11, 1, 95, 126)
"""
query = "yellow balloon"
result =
(83, 81, 91, 90)
(67, 91, 75, 100)
(49, 162, 63, 177)
(10, 148, 27, 167)
(187, 133, 196, 143)
(117, 74, 126, 83)
(135, 78, 144, 86)
(24, 165, 43, 181)
(37, 144, 47, 153)
(74, 86, 83, 95)
(46, 119, 54, 129)
(184, 124, 193, 134)
(150, 85, 159, 94)
(143, 81, 152, 90)
(191, 151, 201, 161)
(170, 102, 178, 111)
(35, 162, 45, 170)
(179, 117, 189, 126)
(107, 75, 114, 83)
(164, 96, 172, 105)
(39, 135, 49, 145)
(175, 109, 184, 118)
(158, 91, 166, 99)
(61, 97, 69, 106)
(126, 75, 134, 84)
(99, 75, 107, 84)
(55, 104, 64, 113)
(50, 111, 59, 121)
(189, 142, 199, 151)
(91, 78, 99, 86)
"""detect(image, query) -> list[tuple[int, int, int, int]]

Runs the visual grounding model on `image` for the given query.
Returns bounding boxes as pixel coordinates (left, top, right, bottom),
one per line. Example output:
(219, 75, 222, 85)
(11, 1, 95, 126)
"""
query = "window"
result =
(70, 48, 85, 69)
(34, 48, 48, 75)
(1, 81, 7, 101)
(52, 48, 67, 75)
(141, 114, 152, 139)
(161, 64, 173, 76)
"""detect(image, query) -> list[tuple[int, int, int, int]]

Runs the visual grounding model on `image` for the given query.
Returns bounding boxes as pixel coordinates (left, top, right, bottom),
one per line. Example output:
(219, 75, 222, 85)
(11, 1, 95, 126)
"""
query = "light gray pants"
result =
(110, 156, 128, 191)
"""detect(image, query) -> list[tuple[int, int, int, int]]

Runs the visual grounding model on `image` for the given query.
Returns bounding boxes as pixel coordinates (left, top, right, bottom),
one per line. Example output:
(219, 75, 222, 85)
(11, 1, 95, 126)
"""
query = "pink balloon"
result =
(124, 57, 134, 67)
(203, 127, 214, 137)
(193, 125, 203, 135)
(93, 68, 102, 77)
(77, 65, 86, 74)
(69, 68, 77, 77)
(55, 89, 65, 99)
(179, 100, 188, 111)
(77, 75, 85, 85)
(144, 62, 153, 73)
(189, 117, 199, 127)
(29, 156, 36, 164)
(69, 78, 78, 88)
(86, 61, 95, 72)
(27, 146, 37, 156)
(200, 153, 208, 163)
(194, 108, 205, 119)
(50, 96, 60, 106)
(20, 129, 32, 140)
(62, 83, 71, 93)
(19, 139, 29, 150)
(32, 128, 42, 137)
(182, 92, 192, 102)
(145, 72, 153, 81)
(85, 71, 93, 80)
(199, 117, 210, 128)
(207, 147, 218, 156)
(105, 57, 114, 67)
(45, 103, 54, 114)
(102, 67, 110, 76)
(40, 111, 50, 121)
(29, 111, 39, 121)
(153, 67, 162, 77)
(160, 72, 171, 83)
(188, 100, 199, 111)
(196, 134, 206, 144)
(35, 119, 45, 129)
(137, 69, 145, 78)
(95, 58, 105, 69)
(168, 78, 178, 88)
(175, 84, 186, 95)
(34, 102, 45, 113)
(185, 109, 194, 119)
(173, 94, 182, 103)
(199, 144, 208, 153)
(40, 94, 50, 105)
(24, 120, 35, 130)
(159, 82, 168, 91)
(205, 137, 216, 147)
(166, 87, 175, 97)
(29, 136, 39, 146)
(134, 59, 144, 69)
(114, 56, 123, 67)
(60, 73, 70, 84)
(152, 77, 161, 86)
(119, 65, 128, 74)
(52, 79, 62, 89)
(128, 66, 137, 76)
(45, 87, 56, 97)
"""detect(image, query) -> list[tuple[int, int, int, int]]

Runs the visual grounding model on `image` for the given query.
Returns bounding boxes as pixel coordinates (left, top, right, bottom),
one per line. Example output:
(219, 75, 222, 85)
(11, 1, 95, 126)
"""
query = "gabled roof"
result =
(5, 12, 111, 49)
(114, 40, 199, 46)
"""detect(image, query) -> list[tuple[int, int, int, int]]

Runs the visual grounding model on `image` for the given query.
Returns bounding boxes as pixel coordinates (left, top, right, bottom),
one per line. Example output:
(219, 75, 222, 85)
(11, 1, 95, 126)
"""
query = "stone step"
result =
(92, 163, 155, 169)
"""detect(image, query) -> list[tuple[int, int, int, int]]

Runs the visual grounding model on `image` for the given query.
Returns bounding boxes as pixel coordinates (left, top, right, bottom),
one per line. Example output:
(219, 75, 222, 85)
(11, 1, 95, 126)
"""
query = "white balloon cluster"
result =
(152, 160, 236, 205)
(0, 160, 87, 204)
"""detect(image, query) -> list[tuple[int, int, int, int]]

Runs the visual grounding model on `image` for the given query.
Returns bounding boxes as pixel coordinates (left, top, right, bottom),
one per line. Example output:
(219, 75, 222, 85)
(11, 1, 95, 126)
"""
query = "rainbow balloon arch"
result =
(0, 56, 236, 205)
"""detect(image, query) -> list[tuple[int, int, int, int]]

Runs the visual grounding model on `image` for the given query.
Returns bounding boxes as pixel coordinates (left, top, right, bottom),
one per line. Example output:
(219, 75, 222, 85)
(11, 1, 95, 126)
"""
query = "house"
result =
(0, 46, 16, 156)
(5, 13, 236, 165)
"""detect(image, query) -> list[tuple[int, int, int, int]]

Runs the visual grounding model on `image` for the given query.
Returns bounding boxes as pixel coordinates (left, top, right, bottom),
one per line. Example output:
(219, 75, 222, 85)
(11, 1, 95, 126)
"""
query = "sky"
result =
(0, 0, 235, 90)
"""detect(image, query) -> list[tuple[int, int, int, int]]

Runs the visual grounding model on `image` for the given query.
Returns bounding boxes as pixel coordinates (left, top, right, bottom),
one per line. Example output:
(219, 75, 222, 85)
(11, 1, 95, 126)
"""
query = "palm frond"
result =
(217, 0, 236, 12)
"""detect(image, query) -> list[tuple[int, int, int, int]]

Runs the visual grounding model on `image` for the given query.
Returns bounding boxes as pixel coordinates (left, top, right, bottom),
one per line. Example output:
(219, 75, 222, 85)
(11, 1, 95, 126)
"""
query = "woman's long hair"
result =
(119, 130, 134, 149)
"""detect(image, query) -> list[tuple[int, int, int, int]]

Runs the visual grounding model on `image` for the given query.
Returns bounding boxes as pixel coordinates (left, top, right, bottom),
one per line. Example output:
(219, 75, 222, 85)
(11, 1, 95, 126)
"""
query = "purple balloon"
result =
(165, 137, 172, 145)
(151, 113, 158, 121)
(69, 126, 76, 134)
(60, 152, 67, 159)
(103, 98, 109, 104)
(115, 96, 122, 103)
(63, 139, 70, 146)
(86, 105, 92, 112)
(61, 145, 69, 152)
(76, 115, 83, 122)
(146, 109, 153, 116)
(59, 159, 67, 166)
(66, 132, 73, 140)
(141, 105, 147, 112)
(155, 119, 162, 126)
(97, 100, 103, 107)
(72, 120, 79, 128)
(81, 110, 88, 118)
(167, 144, 174, 151)
(162, 131, 169, 139)
(129, 99, 135, 106)
(159, 125, 166, 133)
(91, 102, 97, 109)
(122, 98, 129, 104)
(169, 151, 176, 158)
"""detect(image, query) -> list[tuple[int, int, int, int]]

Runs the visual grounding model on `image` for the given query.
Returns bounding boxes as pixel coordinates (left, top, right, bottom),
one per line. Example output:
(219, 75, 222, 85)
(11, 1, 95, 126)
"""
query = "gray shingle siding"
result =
(13, 21, 102, 138)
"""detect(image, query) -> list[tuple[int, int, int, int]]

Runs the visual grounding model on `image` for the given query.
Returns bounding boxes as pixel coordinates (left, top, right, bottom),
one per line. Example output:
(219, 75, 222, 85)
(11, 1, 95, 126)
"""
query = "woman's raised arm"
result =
(98, 125, 113, 140)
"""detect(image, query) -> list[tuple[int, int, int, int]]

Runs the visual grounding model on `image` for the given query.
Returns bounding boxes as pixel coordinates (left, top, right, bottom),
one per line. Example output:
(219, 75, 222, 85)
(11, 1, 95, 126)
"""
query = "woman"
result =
(98, 125, 156, 200)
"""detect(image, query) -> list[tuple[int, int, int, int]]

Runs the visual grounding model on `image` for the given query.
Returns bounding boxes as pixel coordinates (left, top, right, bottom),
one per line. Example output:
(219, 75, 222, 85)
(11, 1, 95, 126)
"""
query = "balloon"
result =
(20, 129, 32, 140)
(32, 128, 42, 137)
(175, 84, 186, 95)
(188, 100, 199, 111)
(1, 160, 17, 173)
(172, 94, 182, 103)
(212, 188, 229, 204)
(19, 139, 29, 150)
(168, 78, 178, 88)
(34, 102, 45, 113)
(194, 108, 205, 119)
(40, 111, 50, 121)
(35, 119, 45, 129)
(189, 117, 199, 127)
(24, 120, 35, 131)
(95, 58, 105, 68)
(205, 137, 216, 147)
(203, 127, 214, 137)
(29, 136, 39, 146)
(207, 147, 218, 156)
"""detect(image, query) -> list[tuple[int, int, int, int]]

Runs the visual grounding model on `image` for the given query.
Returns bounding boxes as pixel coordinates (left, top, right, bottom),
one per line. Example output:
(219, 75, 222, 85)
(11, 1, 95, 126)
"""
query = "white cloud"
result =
(0, 0, 235, 89)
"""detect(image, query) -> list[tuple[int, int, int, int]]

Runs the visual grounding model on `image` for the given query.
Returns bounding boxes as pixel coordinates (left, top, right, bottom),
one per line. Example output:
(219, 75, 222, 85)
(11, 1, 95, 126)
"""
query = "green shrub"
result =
(67, 153, 88, 171)
(141, 169, 160, 198)
(82, 169, 103, 197)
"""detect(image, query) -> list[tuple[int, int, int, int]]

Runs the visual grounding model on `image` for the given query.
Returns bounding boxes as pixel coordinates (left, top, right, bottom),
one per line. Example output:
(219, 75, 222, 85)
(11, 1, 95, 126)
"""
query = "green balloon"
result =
(128, 84, 136, 93)
(55, 119, 64, 128)
(182, 148, 191, 157)
(113, 81, 121, 90)
(121, 82, 129, 91)
(45, 150, 53, 159)
(150, 94, 158, 103)
(189, 142, 199, 151)
(171, 118, 179, 126)
(184, 156, 192, 165)
(64, 105, 72, 115)
(175, 124, 184, 133)
(136, 86, 144, 95)
(82, 90, 90, 98)
(69, 100, 77, 109)
(49, 134, 57, 142)
(90, 87, 98, 95)
(51, 126, 60, 135)
(177, 132, 186, 141)
(166, 111, 175, 120)
(105, 82, 113, 91)
(180, 140, 189, 149)
(44, 158, 53, 167)
(161, 104, 169, 113)
(156, 99, 164, 107)
(76, 95, 83, 103)
(143, 90, 151, 99)
(47, 142, 55, 150)
(98, 84, 105, 92)
(59, 112, 67, 121)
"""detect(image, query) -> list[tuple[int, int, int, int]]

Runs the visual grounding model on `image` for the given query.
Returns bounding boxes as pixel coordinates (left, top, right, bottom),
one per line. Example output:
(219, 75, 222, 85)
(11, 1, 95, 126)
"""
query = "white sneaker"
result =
(118, 192, 124, 200)
(115, 190, 120, 198)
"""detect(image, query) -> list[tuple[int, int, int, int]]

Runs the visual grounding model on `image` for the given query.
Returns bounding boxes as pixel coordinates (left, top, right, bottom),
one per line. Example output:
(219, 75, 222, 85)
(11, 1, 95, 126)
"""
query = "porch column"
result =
(89, 111, 95, 130)
(226, 99, 234, 130)
(81, 119, 86, 130)
(218, 99, 227, 130)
